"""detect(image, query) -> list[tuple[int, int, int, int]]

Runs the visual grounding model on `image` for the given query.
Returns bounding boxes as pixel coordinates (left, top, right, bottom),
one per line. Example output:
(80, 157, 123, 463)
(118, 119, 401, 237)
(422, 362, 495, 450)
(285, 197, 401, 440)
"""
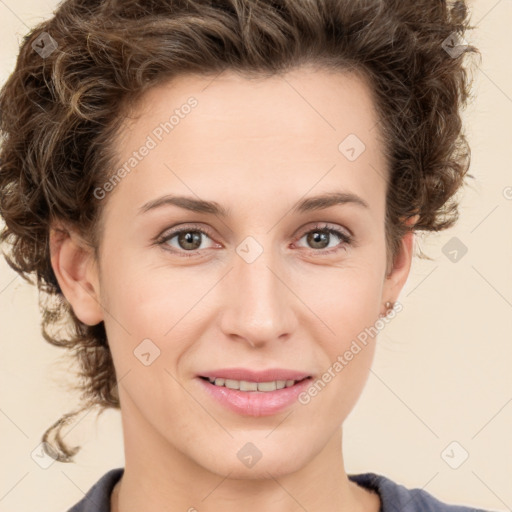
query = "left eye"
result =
(295, 224, 352, 252)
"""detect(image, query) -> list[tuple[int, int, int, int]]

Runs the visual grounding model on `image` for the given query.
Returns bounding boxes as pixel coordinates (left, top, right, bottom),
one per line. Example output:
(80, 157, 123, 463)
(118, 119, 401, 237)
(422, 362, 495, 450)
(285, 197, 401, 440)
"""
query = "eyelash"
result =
(154, 222, 353, 258)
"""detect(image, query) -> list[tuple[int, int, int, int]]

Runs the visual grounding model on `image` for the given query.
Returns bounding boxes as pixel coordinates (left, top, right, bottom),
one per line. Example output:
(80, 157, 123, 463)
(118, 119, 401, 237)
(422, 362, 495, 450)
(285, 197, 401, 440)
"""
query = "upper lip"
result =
(198, 368, 312, 383)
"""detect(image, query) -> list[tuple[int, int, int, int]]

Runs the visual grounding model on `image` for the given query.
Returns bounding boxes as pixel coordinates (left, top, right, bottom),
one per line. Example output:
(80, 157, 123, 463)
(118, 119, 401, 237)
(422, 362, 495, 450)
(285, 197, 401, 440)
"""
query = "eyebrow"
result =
(138, 191, 369, 217)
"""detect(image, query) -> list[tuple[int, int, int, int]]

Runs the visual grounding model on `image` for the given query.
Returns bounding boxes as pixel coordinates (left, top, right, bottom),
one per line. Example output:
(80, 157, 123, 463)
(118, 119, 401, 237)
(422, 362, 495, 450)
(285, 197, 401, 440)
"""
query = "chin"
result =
(210, 458, 303, 480)
(196, 439, 311, 480)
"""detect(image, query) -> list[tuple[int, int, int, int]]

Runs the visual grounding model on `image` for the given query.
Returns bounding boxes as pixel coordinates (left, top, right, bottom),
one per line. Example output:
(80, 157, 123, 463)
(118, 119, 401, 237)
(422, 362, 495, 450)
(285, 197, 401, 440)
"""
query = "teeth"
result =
(225, 378, 240, 390)
(257, 381, 277, 392)
(239, 380, 258, 391)
(206, 377, 300, 391)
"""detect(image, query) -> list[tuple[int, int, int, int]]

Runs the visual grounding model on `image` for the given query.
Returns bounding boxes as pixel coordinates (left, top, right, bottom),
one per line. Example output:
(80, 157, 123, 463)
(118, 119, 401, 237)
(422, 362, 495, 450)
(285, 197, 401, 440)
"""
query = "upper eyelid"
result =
(157, 223, 215, 241)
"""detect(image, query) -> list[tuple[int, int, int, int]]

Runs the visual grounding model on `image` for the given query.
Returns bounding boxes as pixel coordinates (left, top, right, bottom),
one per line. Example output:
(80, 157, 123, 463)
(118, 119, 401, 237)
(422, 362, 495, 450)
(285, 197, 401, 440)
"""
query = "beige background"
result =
(0, 1, 511, 510)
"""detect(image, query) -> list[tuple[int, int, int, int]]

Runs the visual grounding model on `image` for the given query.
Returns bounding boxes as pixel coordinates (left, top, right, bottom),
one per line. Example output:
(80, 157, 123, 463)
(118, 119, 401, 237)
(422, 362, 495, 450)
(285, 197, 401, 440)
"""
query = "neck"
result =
(112, 396, 379, 512)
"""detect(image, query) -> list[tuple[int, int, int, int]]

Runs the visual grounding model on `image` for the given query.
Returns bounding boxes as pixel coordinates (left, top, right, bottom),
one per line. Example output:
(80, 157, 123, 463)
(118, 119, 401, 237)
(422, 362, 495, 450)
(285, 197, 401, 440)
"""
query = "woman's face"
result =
(61, 66, 413, 479)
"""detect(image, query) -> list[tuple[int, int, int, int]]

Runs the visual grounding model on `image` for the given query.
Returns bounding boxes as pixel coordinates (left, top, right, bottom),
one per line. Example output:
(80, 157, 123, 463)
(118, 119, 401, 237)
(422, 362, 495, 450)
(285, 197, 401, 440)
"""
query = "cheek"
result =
(295, 256, 385, 336)
(98, 264, 196, 417)
(299, 275, 380, 425)
(100, 250, 203, 334)
(296, 259, 384, 395)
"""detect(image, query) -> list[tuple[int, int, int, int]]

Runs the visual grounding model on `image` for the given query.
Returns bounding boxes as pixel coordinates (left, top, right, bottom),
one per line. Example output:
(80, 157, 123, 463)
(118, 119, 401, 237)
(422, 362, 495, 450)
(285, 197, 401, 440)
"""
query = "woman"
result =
(0, 0, 487, 511)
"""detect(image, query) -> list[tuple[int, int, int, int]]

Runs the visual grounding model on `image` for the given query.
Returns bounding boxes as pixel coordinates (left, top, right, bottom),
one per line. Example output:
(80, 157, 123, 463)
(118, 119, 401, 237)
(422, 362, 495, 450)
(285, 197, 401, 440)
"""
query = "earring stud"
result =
(379, 301, 394, 318)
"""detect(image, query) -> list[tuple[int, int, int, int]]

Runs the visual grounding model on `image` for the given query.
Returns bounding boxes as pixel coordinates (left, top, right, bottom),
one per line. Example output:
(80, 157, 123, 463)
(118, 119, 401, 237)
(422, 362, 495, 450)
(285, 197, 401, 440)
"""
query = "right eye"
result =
(155, 225, 220, 257)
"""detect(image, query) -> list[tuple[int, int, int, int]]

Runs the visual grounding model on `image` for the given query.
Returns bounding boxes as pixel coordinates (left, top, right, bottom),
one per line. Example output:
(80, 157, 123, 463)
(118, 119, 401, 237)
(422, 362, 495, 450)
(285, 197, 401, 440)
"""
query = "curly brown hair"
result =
(0, 0, 477, 462)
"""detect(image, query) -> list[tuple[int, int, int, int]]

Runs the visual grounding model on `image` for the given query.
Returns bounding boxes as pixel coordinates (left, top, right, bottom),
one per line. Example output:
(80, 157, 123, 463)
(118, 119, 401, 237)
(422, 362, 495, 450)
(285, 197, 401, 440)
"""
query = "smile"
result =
(197, 376, 313, 416)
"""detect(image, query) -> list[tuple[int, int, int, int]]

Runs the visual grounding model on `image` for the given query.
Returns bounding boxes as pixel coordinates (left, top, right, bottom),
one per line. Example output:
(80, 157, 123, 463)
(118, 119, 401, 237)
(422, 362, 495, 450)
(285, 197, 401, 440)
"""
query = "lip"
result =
(197, 368, 312, 382)
(197, 375, 312, 417)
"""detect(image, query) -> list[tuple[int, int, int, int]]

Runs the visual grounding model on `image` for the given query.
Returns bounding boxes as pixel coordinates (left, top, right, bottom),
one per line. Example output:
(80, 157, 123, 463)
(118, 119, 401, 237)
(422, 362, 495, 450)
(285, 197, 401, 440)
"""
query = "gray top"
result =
(66, 467, 493, 512)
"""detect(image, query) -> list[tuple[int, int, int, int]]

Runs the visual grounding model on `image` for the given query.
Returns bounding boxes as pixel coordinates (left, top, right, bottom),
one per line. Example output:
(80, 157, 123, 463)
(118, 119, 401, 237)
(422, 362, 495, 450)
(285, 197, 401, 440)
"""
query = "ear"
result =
(49, 223, 104, 326)
(381, 215, 419, 306)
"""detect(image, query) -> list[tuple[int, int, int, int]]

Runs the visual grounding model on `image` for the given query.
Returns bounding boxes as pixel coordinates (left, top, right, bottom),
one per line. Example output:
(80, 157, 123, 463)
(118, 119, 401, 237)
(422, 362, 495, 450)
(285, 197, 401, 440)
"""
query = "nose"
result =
(218, 241, 298, 348)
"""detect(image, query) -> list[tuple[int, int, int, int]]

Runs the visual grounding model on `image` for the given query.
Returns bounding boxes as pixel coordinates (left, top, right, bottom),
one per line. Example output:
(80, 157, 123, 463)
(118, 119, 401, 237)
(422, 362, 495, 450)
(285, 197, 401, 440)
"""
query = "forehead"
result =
(129, 66, 383, 158)
(104, 66, 388, 222)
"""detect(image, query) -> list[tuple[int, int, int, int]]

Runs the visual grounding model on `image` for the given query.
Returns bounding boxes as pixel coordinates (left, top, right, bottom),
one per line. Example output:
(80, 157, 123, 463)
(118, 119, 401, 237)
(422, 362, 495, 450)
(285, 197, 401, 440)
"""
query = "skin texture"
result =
(50, 66, 415, 512)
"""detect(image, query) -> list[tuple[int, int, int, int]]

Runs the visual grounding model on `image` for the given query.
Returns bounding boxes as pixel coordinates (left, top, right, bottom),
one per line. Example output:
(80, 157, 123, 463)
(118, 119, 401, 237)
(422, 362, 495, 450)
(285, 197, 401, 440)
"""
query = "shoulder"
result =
(348, 472, 496, 512)
(66, 467, 124, 512)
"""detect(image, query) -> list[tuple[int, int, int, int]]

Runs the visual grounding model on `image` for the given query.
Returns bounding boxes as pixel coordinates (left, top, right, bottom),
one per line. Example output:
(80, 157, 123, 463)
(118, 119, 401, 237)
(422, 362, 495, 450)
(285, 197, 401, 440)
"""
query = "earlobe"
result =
(49, 224, 104, 326)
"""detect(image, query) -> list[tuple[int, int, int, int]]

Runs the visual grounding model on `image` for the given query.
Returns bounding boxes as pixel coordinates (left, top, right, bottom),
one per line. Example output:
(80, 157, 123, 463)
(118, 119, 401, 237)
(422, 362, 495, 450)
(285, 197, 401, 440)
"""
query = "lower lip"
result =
(197, 377, 312, 417)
